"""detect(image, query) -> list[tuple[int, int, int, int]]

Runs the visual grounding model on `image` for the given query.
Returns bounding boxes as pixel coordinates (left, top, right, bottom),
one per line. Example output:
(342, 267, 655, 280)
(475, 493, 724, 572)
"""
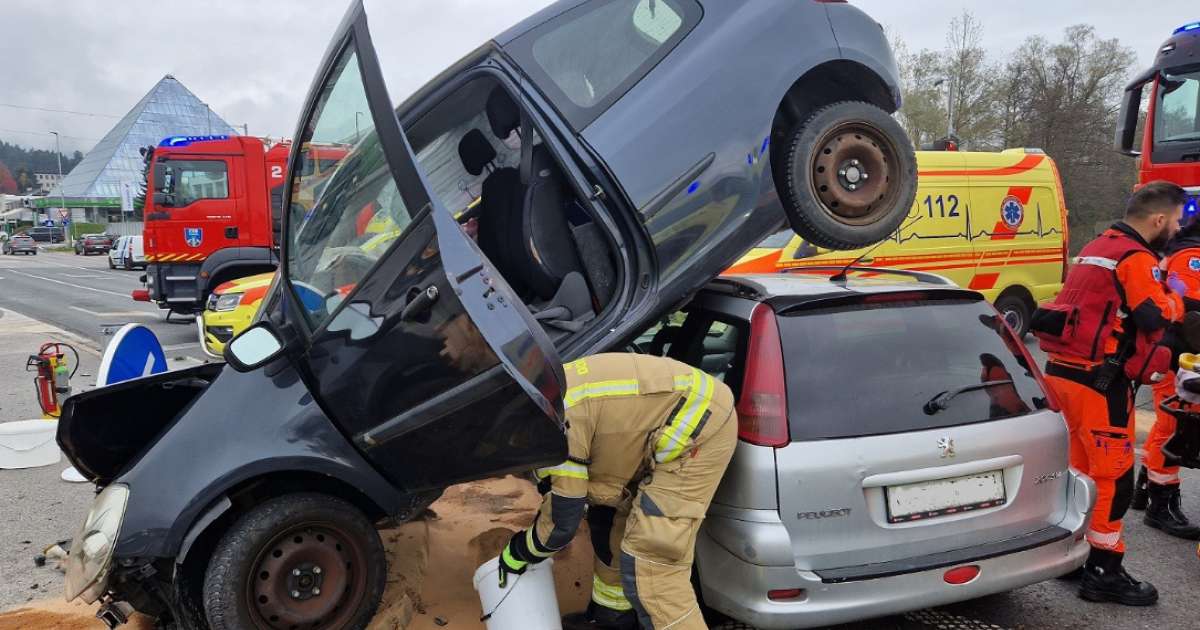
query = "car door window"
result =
(285, 46, 416, 328)
(165, 160, 229, 205)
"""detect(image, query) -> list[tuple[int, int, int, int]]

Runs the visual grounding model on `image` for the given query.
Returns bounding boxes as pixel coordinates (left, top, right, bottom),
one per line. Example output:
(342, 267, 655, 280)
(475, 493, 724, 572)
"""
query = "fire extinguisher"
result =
(26, 342, 79, 418)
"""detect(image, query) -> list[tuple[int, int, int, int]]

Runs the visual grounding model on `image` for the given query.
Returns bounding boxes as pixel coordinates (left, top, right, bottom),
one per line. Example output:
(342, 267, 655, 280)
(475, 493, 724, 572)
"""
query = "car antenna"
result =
(830, 215, 923, 284)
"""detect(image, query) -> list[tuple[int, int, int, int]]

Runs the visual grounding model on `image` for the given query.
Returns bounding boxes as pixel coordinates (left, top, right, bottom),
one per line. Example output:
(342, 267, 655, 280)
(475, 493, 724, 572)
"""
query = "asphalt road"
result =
(1, 249, 1198, 627)
(0, 249, 206, 362)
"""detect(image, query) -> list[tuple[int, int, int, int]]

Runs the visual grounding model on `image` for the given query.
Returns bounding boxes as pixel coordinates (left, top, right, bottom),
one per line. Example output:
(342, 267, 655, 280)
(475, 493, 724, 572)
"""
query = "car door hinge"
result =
(590, 184, 607, 201)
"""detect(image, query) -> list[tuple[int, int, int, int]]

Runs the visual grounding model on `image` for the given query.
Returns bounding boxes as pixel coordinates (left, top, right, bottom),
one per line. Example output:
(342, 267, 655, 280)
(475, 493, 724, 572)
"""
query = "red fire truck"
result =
(139, 135, 290, 313)
(1116, 21, 1200, 218)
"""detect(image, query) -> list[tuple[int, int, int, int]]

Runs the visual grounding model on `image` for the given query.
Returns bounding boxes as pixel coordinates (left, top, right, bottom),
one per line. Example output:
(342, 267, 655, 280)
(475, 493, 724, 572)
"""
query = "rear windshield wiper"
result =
(923, 380, 1013, 415)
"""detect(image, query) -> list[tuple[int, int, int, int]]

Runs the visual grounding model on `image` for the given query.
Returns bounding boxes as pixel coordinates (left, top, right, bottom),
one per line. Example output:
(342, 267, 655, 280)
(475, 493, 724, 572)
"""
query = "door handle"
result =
(400, 285, 439, 321)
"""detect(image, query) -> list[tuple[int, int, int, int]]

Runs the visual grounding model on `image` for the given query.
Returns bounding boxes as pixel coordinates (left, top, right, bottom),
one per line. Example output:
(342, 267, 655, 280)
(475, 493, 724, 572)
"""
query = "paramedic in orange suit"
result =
(1132, 217, 1200, 539)
(1034, 181, 1189, 606)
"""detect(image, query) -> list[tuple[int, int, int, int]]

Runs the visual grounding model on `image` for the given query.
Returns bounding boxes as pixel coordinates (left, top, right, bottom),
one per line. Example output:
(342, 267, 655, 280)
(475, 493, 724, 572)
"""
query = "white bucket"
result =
(0, 420, 61, 469)
(473, 556, 562, 630)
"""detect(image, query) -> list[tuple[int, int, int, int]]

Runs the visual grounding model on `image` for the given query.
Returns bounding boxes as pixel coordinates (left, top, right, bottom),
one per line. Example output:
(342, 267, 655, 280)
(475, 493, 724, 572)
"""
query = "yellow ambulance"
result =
(729, 148, 1068, 336)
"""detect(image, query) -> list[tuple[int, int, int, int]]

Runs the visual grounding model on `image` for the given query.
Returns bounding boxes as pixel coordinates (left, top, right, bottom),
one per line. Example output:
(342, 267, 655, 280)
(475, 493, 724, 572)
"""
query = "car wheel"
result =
(108, 258, 115, 269)
(202, 493, 386, 630)
(781, 100, 917, 250)
(995, 294, 1032, 338)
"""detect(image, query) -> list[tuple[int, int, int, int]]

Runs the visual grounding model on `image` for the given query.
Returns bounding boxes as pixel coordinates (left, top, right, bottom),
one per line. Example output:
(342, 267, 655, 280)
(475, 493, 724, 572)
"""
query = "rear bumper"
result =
(697, 470, 1095, 629)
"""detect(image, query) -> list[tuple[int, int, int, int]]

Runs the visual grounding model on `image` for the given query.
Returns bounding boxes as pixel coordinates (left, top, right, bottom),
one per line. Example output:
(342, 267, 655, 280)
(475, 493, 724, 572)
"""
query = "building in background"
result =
(37, 74, 237, 229)
(34, 173, 63, 194)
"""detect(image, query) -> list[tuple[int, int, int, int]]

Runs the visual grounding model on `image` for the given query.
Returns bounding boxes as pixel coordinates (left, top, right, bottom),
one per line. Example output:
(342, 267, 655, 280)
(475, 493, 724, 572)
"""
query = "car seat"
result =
(456, 120, 592, 335)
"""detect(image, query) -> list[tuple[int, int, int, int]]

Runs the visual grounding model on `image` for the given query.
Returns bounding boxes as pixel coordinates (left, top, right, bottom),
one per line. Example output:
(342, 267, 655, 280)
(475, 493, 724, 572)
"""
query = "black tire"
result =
(108, 258, 115, 269)
(781, 100, 917, 250)
(995, 294, 1032, 338)
(202, 493, 385, 630)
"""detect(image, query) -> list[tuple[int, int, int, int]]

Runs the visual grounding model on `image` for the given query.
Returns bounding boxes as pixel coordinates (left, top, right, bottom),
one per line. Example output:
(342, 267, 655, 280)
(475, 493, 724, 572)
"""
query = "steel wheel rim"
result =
(246, 521, 369, 629)
(809, 121, 902, 227)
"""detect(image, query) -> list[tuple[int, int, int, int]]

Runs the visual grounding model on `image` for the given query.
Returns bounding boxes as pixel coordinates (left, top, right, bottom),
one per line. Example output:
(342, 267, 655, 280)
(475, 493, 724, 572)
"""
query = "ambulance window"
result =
(166, 160, 228, 205)
(510, 0, 701, 129)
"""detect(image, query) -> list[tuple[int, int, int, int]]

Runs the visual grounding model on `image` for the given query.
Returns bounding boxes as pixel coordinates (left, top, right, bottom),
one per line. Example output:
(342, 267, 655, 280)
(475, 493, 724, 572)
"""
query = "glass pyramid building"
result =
(42, 75, 236, 211)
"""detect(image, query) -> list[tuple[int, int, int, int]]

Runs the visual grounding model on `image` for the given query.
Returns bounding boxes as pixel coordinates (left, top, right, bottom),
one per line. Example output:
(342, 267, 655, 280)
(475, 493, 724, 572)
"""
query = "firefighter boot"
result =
(1078, 548, 1158, 606)
(1144, 482, 1200, 540)
(1130, 466, 1149, 511)
(562, 601, 638, 630)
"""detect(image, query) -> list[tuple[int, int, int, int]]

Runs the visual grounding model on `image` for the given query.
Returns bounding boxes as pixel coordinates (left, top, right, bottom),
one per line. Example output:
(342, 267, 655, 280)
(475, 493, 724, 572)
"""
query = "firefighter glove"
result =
(498, 537, 529, 588)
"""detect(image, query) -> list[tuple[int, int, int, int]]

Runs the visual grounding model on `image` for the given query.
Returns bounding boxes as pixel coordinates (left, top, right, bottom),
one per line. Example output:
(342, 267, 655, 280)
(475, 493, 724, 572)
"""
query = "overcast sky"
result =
(1, 1, 1195, 156)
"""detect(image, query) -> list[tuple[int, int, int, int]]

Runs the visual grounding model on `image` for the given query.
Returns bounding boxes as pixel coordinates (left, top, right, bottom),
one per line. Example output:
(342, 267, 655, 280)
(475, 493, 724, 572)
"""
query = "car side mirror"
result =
(224, 322, 285, 372)
(1114, 82, 1145, 157)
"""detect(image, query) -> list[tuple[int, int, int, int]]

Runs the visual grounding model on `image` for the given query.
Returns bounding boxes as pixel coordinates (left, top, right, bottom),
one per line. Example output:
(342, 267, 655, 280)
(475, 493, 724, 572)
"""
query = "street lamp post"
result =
(932, 77, 956, 141)
(49, 131, 69, 245)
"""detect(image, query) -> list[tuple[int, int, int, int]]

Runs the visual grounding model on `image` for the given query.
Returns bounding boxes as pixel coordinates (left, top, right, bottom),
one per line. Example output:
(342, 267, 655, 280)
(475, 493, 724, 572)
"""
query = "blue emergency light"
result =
(1186, 196, 1200, 222)
(1175, 22, 1200, 35)
(158, 134, 230, 148)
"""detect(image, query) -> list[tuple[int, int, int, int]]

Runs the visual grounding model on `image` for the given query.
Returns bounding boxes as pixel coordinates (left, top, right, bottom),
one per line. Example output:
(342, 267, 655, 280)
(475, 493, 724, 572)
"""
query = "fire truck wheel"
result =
(781, 100, 917, 251)
(202, 493, 386, 630)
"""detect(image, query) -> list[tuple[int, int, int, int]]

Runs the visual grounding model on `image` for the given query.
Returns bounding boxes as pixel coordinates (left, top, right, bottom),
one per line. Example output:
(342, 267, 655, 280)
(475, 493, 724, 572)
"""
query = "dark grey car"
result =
(59, 1, 918, 627)
(3, 234, 37, 255)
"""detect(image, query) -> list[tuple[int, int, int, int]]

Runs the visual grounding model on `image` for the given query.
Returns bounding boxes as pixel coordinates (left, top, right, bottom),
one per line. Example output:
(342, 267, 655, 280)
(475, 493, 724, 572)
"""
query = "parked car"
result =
(3, 234, 37, 255)
(630, 270, 1094, 629)
(75, 233, 114, 255)
(26, 226, 64, 243)
(108, 236, 128, 269)
(198, 272, 275, 358)
(57, 1, 919, 627)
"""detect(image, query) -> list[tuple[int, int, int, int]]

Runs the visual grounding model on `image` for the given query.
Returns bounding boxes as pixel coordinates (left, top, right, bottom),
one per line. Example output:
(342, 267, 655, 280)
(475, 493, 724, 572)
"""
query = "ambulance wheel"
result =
(996, 294, 1032, 338)
(202, 493, 386, 630)
(781, 100, 917, 250)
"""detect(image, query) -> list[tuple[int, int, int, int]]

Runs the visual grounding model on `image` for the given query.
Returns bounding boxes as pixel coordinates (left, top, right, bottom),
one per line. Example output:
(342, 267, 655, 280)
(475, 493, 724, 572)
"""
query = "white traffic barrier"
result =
(0, 419, 61, 469)
(474, 556, 561, 630)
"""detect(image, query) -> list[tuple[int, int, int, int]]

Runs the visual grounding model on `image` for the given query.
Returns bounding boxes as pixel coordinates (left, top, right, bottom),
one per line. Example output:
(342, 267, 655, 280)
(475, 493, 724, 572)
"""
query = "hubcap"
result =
(1004, 309, 1022, 331)
(248, 523, 367, 629)
(811, 122, 901, 226)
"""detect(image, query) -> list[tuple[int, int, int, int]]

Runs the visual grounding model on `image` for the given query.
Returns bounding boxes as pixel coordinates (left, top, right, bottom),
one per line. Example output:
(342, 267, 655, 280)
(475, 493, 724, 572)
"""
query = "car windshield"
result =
(779, 298, 1049, 440)
(1155, 68, 1200, 144)
(286, 45, 417, 330)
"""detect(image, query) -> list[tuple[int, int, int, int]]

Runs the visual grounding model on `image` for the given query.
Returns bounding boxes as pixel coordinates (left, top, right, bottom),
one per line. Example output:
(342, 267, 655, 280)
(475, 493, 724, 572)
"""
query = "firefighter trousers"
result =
(1145, 376, 1183, 486)
(588, 408, 737, 630)
(1045, 365, 1136, 553)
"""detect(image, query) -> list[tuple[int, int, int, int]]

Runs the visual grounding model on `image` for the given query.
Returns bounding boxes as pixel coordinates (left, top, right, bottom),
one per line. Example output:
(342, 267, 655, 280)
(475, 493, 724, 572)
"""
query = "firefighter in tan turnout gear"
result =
(499, 353, 738, 630)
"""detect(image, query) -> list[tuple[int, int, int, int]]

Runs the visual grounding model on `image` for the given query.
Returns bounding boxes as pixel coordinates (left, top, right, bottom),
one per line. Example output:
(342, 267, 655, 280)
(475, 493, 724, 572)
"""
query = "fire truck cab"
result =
(143, 135, 290, 313)
(1117, 21, 1200, 216)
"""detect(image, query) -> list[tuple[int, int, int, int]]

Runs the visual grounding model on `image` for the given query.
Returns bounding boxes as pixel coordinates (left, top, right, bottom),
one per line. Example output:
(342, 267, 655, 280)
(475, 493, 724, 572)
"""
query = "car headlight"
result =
(64, 484, 129, 603)
(213, 292, 245, 312)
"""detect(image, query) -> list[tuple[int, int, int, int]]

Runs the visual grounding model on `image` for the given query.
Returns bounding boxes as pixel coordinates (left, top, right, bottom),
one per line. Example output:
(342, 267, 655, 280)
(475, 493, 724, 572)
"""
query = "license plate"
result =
(885, 470, 1006, 524)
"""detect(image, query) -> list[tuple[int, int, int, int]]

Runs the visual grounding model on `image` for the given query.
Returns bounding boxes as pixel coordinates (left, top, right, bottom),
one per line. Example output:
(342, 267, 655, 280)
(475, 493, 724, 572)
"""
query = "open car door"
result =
(279, 0, 566, 492)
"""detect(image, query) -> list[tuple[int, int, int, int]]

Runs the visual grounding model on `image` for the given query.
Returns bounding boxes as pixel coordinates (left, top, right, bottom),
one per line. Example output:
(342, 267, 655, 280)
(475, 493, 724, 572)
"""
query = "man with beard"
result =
(1132, 212, 1200, 540)
(1033, 181, 1187, 605)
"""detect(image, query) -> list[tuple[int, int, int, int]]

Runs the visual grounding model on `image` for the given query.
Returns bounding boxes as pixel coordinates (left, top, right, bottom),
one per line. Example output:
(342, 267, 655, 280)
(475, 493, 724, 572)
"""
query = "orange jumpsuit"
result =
(1146, 247, 1200, 485)
(1044, 228, 1183, 554)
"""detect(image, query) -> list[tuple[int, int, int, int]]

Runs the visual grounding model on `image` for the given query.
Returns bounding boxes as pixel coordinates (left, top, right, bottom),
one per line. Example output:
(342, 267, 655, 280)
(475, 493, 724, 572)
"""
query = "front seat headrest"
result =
(457, 129, 497, 176)
(486, 86, 520, 139)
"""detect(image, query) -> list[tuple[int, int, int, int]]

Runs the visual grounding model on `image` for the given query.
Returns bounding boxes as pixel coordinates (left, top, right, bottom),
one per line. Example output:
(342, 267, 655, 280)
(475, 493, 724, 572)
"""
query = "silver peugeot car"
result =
(633, 269, 1096, 629)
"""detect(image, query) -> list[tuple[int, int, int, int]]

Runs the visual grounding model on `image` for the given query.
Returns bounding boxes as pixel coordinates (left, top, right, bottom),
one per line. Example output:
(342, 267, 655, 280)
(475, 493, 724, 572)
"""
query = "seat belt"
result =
(519, 108, 535, 186)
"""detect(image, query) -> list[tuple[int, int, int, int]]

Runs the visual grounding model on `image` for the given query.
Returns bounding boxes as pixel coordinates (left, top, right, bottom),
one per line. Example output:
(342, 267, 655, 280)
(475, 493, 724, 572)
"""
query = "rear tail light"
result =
(767, 588, 807, 601)
(943, 565, 980, 585)
(737, 304, 790, 447)
(131, 289, 150, 302)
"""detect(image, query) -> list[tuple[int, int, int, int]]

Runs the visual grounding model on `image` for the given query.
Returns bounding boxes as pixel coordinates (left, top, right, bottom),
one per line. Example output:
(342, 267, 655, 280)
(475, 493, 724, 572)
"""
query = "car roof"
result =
(708, 270, 981, 311)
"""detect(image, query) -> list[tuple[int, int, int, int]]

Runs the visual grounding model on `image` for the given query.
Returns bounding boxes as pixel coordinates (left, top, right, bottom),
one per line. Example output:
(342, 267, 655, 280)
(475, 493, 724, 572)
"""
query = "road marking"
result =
(163, 342, 200, 351)
(69, 306, 156, 318)
(63, 274, 110, 279)
(9, 269, 130, 298)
